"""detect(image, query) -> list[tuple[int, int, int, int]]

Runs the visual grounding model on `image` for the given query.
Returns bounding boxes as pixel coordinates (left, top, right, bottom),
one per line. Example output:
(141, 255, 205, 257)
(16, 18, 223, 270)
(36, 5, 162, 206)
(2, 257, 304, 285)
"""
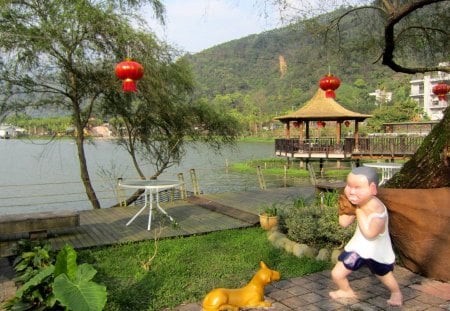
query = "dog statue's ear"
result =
(260, 261, 267, 269)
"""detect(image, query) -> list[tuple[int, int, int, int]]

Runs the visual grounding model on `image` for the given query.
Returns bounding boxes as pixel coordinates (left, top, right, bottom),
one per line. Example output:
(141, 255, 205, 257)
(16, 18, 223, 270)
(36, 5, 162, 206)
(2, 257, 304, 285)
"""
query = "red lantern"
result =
(317, 121, 325, 128)
(115, 59, 144, 92)
(293, 121, 299, 128)
(344, 120, 350, 127)
(432, 83, 450, 101)
(319, 74, 341, 98)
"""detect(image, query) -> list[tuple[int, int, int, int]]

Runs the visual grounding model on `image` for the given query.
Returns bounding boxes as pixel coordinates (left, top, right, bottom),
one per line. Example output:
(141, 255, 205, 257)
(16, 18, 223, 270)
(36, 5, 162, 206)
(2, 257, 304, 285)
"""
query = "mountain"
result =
(184, 7, 411, 117)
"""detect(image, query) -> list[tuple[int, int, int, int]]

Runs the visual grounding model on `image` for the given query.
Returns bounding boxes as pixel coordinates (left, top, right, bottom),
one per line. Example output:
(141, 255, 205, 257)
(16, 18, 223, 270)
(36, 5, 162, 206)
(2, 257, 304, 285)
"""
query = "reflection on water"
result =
(0, 139, 309, 215)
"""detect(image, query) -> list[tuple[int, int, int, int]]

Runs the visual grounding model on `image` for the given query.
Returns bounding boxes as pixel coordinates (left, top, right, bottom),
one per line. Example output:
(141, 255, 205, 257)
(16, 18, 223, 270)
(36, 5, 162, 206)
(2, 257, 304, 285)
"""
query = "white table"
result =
(118, 179, 182, 230)
(362, 162, 403, 186)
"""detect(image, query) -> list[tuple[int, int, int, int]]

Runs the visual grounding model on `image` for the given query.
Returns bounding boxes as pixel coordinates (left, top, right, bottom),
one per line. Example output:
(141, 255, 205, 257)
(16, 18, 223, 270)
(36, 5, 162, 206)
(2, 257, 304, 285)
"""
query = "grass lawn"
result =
(78, 227, 331, 310)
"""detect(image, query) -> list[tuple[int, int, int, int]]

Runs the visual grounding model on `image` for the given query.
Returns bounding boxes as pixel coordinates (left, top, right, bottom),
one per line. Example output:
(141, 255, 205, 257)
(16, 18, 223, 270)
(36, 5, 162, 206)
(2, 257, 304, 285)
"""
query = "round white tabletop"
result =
(118, 179, 181, 191)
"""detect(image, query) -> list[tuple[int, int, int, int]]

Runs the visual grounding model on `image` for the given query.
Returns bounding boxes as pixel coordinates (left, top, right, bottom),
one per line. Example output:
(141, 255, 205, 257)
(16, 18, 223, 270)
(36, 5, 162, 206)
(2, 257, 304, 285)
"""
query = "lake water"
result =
(0, 139, 308, 215)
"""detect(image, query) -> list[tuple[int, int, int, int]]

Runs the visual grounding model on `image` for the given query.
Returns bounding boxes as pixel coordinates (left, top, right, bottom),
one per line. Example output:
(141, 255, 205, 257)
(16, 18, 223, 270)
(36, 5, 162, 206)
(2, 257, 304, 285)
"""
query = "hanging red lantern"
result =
(317, 121, 325, 128)
(344, 120, 350, 127)
(293, 121, 300, 128)
(115, 59, 144, 92)
(319, 74, 341, 98)
(432, 83, 450, 101)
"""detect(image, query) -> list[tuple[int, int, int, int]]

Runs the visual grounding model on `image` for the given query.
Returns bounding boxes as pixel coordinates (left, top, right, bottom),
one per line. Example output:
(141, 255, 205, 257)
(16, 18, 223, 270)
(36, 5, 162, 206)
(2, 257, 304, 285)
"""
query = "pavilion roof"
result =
(274, 89, 372, 122)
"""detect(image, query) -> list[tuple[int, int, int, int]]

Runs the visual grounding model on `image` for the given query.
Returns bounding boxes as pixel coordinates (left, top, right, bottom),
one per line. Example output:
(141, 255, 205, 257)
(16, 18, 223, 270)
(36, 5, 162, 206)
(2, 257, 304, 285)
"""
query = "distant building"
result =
(0, 124, 26, 138)
(410, 62, 450, 120)
(369, 89, 392, 105)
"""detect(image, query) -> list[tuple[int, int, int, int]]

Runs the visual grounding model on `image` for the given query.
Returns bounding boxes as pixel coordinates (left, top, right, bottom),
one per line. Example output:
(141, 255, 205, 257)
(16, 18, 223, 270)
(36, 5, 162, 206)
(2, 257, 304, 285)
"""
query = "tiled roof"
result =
(274, 89, 372, 122)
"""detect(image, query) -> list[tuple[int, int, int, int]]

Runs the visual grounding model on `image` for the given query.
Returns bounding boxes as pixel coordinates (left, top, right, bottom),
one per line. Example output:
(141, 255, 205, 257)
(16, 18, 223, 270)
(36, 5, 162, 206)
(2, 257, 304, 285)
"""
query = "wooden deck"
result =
(0, 187, 316, 257)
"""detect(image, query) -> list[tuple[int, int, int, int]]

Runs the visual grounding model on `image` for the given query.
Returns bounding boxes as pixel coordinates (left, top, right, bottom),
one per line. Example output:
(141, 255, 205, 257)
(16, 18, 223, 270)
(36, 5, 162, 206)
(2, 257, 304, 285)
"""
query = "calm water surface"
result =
(0, 139, 305, 215)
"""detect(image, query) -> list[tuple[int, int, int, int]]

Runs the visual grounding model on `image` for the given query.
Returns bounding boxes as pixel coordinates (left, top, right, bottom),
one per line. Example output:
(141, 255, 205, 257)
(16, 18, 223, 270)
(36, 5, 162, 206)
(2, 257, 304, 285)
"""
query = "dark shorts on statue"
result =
(338, 251, 394, 276)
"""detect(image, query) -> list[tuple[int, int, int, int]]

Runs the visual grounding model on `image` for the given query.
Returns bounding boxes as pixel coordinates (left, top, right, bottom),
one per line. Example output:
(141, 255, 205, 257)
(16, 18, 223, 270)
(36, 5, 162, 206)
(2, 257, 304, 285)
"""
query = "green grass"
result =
(78, 227, 331, 310)
(230, 159, 352, 179)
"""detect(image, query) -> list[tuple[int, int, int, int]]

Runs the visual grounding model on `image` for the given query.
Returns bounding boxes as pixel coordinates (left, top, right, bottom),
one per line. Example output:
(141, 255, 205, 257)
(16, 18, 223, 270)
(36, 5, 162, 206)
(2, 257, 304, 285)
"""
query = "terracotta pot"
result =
(378, 187, 450, 281)
(259, 213, 279, 230)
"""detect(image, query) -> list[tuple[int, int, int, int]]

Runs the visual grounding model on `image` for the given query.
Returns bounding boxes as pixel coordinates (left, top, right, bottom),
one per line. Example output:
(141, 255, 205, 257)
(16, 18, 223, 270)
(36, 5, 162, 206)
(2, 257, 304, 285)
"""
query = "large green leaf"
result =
(53, 273, 107, 311)
(75, 263, 97, 283)
(54, 245, 78, 280)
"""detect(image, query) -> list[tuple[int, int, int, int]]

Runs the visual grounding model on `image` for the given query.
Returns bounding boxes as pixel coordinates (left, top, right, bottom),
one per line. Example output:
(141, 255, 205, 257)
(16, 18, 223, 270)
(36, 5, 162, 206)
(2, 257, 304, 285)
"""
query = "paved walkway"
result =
(2, 187, 450, 310)
(174, 266, 450, 310)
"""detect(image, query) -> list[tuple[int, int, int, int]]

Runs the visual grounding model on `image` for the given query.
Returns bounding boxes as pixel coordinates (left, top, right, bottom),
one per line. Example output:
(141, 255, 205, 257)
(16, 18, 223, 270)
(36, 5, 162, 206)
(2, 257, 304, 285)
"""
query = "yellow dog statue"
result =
(202, 261, 281, 311)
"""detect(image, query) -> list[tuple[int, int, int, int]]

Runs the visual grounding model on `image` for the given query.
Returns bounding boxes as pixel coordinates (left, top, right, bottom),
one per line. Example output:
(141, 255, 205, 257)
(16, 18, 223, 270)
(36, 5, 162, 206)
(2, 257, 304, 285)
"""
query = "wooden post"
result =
(305, 121, 310, 140)
(299, 121, 304, 143)
(177, 173, 187, 200)
(189, 169, 200, 195)
(336, 121, 342, 144)
(284, 165, 287, 187)
(354, 121, 360, 152)
(117, 178, 127, 207)
(286, 122, 291, 139)
(256, 165, 266, 190)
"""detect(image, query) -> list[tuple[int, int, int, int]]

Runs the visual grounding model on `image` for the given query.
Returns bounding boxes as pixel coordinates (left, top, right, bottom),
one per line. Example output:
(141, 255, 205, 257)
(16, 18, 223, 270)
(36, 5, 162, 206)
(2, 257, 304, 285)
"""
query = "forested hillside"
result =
(184, 7, 414, 131)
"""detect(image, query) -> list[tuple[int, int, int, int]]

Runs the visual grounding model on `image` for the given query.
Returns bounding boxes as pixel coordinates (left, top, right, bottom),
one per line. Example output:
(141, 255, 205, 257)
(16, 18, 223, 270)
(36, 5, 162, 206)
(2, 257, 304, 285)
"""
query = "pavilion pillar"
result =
(285, 122, 291, 139)
(305, 121, 310, 140)
(354, 121, 359, 151)
(336, 121, 342, 144)
(299, 121, 304, 143)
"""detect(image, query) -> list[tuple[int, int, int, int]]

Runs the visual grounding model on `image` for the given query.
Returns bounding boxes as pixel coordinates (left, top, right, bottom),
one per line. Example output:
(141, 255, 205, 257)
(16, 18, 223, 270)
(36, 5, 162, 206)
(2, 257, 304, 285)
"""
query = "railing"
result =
(0, 168, 312, 216)
(275, 136, 425, 158)
(275, 138, 349, 157)
(349, 136, 424, 157)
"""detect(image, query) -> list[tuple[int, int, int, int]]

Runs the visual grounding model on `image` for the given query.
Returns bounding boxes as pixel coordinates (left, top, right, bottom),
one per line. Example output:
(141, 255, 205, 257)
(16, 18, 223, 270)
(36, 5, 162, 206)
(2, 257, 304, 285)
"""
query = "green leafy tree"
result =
(0, 0, 165, 208)
(101, 45, 240, 205)
(367, 99, 421, 132)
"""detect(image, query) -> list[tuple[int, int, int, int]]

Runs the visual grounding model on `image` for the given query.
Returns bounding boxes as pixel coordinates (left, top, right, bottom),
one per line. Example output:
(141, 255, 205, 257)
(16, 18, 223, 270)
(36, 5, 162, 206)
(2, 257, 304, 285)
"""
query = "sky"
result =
(144, 0, 285, 53)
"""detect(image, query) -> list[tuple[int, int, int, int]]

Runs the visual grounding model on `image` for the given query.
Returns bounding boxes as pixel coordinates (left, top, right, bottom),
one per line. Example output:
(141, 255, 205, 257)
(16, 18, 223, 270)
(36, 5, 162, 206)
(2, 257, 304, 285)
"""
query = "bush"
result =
(281, 192, 355, 249)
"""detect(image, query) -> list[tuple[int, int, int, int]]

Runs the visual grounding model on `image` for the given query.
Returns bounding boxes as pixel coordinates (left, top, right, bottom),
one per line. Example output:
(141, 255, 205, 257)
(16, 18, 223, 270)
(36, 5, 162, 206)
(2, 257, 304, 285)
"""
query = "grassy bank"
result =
(78, 227, 331, 310)
(230, 158, 352, 179)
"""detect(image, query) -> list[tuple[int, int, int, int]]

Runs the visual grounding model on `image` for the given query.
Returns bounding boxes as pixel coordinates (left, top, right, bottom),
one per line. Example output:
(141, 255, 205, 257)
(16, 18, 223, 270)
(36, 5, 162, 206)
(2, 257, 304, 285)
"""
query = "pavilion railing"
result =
(275, 135, 425, 158)
(275, 138, 348, 157)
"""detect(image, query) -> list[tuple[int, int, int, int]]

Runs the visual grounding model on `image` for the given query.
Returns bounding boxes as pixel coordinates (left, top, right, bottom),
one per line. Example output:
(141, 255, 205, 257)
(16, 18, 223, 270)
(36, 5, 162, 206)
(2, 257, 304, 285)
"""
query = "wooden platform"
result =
(0, 187, 315, 257)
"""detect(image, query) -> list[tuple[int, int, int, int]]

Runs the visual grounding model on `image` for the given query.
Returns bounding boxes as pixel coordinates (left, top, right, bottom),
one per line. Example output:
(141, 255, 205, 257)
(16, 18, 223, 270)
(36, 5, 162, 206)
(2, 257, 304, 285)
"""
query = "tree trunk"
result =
(385, 107, 450, 188)
(76, 129, 101, 209)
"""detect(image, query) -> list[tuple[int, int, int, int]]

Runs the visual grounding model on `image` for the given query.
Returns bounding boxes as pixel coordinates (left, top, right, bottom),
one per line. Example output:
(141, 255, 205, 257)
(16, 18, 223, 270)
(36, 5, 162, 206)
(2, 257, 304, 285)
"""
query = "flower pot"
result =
(259, 213, 279, 230)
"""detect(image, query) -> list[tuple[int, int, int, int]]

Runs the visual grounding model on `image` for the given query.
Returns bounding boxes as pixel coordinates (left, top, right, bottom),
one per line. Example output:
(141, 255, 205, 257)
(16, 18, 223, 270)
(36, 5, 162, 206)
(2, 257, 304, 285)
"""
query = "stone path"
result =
(173, 266, 450, 310)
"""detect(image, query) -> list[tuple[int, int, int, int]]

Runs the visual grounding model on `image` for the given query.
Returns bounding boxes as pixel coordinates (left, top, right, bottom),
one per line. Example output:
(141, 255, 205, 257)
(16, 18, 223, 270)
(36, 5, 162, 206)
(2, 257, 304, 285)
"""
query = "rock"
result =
(283, 239, 296, 253)
(304, 246, 318, 259)
(331, 249, 342, 264)
(316, 248, 330, 261)
(267, 231, 284, 243)
(292, 243, 310, 258)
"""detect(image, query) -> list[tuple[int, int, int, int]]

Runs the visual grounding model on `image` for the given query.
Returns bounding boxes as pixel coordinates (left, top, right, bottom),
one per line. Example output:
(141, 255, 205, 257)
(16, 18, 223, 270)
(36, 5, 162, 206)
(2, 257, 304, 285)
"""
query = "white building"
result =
(410, 62, 450, 120)
(0, 124, 26, 138)
(369, 89, 392, 105)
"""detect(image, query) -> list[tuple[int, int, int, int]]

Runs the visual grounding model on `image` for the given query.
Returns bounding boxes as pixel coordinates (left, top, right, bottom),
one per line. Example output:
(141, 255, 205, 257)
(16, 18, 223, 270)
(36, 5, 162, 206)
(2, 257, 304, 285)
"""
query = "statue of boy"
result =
(330, 166, 403, 306)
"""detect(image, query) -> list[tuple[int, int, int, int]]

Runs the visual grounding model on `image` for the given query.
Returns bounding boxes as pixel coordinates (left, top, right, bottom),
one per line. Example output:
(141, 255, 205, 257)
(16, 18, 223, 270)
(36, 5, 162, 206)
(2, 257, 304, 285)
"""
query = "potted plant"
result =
(259, 204, 279, 230)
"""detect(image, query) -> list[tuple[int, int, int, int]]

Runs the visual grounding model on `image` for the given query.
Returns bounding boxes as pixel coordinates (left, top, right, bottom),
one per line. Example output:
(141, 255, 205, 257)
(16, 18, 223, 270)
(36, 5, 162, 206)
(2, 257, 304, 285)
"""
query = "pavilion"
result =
(274, 88, 372, 160)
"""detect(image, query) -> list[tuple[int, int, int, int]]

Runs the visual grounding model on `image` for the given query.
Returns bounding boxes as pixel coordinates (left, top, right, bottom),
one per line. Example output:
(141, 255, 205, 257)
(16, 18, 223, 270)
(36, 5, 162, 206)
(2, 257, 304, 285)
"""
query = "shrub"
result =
(281, 192, 355, 249)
